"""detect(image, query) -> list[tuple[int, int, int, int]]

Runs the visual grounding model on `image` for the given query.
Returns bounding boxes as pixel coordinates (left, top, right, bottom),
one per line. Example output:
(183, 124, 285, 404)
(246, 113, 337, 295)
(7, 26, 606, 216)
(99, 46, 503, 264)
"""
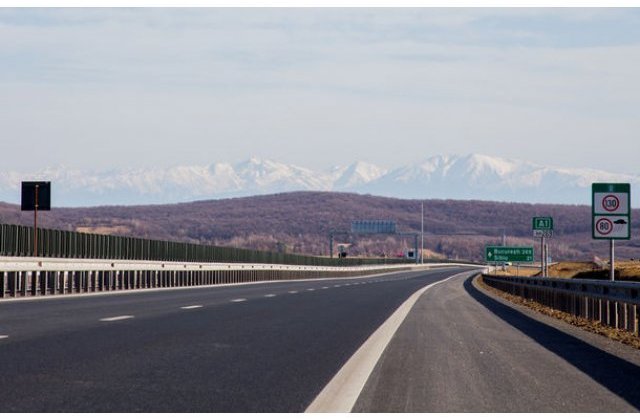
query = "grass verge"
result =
(476, 275, 640, 350)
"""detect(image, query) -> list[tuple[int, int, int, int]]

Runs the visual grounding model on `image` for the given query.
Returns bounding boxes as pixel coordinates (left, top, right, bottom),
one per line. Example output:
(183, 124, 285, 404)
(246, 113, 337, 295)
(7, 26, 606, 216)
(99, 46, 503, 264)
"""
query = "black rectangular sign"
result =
(21, 181, 51, 211)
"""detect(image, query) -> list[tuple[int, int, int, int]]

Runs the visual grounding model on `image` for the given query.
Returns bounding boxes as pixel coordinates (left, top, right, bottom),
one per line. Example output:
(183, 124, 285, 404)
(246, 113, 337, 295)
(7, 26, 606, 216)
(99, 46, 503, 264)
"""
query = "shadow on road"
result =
(464, 275, 640, 410)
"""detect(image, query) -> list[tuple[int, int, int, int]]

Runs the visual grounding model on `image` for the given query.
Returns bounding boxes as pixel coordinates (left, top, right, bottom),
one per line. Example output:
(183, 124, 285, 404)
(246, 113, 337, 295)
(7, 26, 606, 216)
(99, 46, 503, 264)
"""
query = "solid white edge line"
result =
(305, 271, 473, 413)
(99, 315, 134, 322)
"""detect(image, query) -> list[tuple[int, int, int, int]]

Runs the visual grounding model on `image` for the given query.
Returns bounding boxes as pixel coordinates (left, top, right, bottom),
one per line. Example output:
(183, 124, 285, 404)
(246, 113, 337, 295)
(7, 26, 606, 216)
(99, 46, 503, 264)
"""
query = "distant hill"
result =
(1, 154, 638, 207)
(1, 191, 638, 262)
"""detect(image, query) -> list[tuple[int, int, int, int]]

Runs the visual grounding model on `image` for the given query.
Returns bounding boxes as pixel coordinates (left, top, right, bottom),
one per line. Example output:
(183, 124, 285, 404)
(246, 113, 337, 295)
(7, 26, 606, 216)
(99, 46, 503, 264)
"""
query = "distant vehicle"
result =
(614, 219, 628, 225)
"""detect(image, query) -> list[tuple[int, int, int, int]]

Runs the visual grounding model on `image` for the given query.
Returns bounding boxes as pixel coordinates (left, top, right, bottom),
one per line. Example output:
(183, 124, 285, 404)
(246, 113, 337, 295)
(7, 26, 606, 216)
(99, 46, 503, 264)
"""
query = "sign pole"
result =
(420, 202, 424, 265)
(540, 237, 544, 277)
(33, 184, 39, 258)
(544, 242, 549, 277)
(610, 239, 615, 281)
(329, 232, 333, 259)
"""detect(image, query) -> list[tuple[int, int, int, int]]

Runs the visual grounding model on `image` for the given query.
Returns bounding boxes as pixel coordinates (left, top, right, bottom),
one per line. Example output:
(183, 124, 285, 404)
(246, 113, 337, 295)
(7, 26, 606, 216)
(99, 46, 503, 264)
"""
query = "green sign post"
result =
(592, 183, 631, 281)
(532, 216, 554, 277)
(485, 246, 534, 263)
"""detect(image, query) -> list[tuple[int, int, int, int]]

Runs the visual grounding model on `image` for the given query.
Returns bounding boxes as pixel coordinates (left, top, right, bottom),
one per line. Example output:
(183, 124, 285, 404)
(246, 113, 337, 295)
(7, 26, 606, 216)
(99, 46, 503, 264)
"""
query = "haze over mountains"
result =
(0, 154, 638, 207)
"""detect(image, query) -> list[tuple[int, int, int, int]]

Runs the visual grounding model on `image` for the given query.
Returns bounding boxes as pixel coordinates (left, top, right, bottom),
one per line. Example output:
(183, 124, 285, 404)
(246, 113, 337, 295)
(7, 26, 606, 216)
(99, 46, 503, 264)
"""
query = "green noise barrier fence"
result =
(0, 223, 407, 266)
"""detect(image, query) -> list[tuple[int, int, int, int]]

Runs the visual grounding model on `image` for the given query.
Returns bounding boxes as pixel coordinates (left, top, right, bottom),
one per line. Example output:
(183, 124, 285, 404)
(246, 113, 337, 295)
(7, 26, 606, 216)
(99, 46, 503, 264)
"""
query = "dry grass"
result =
(476, 276, 640, 350)
(76, 226, 132, 236)
(488, 266, 540, 277)
(495, 260, 640, 282)
(546, 262, 597, 278)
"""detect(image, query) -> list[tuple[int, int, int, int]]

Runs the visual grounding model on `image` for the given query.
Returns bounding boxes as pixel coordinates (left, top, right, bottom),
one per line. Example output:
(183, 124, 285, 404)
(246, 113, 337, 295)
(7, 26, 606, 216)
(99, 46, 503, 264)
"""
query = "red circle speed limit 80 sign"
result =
(595, 217, 614, 236)
(602, 195, 620, 212)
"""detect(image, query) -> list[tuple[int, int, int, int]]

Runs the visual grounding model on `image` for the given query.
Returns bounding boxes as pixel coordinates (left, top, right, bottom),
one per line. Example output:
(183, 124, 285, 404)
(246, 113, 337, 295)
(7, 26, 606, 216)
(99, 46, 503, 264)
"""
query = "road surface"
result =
(353, 274, 640, 412)
(0, 266, 471, 412)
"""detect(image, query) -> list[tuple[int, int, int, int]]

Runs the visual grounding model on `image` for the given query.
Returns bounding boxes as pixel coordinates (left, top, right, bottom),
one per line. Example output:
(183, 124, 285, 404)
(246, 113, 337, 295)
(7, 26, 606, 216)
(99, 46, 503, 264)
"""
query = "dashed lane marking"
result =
(264, 294, 276, 298)
(181, 305, 203, 310)
(307, 288, 315, 291)
(288, 291, 298, 294)
(100, 315, 134, 322)
(0, 335, 8, 340)
(231, 298, 247, 303)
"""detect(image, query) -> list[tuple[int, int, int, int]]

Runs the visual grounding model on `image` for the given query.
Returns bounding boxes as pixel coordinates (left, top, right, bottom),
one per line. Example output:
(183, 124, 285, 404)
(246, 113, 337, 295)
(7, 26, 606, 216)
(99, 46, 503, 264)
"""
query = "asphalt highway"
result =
(0, 266, 472, 412)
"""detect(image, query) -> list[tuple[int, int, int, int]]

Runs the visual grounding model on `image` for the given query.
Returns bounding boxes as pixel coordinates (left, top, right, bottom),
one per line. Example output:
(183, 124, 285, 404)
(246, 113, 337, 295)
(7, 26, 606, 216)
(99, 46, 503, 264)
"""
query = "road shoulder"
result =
(353, 273, 640, 412)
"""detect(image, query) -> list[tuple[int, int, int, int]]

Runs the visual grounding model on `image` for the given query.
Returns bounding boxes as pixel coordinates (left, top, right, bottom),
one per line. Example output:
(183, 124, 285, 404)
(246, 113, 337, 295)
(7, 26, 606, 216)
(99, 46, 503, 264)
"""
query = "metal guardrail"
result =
(0, 258, 483, 300)
(0, 258, 427, 299)
(482, 274, 640, 336)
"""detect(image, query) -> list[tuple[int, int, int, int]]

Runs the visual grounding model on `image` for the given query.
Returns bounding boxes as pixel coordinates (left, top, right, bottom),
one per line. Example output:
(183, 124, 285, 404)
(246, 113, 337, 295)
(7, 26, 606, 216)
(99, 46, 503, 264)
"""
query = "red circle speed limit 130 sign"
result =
(595, 217, 614, 236)
(602, 195, 620, 212)
(592, 183, 631, 240)
(593, 191, 629, 215)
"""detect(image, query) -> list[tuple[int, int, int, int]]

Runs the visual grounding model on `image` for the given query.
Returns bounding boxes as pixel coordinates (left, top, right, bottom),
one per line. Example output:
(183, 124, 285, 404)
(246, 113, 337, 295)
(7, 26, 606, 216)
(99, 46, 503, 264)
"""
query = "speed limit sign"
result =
(592, 184, 631, 240)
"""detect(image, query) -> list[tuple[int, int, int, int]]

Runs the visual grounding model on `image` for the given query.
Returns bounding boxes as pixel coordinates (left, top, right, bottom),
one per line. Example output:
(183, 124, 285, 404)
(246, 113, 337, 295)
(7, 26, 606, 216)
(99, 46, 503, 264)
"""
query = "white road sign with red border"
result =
(593, 216, 630, 239)
(592, 183, 631, 241)
(593, 192, 629, 215)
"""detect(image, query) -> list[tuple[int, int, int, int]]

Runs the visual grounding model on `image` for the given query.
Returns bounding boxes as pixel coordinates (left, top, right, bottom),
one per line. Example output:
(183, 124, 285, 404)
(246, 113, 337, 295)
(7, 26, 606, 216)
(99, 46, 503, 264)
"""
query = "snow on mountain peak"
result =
(0, 155, 637, 207)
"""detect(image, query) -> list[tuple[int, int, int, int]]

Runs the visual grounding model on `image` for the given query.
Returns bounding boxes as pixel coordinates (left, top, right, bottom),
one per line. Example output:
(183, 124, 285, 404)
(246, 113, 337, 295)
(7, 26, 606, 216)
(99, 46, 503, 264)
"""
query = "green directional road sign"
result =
(532, 217, 553, 231)
(485, 246, 534, 263)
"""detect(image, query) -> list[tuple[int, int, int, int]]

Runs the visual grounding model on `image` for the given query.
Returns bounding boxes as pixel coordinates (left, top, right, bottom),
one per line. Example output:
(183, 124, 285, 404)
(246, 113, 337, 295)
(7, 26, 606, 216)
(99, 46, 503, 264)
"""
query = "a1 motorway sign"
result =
(533, 217, 553, 238)
(485, 246, 534, 263)
(532, 217, 553, 231)
(592, 183, 631, 240)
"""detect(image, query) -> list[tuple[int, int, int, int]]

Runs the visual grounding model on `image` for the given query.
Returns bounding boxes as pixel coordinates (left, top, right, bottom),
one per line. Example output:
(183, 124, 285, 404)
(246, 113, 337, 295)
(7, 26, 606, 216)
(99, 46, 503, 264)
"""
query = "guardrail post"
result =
(37, 271, 44, 296)
(31, 271, 38, 296)
(19, 272, 26, 297)
(9, 272, 17, 297)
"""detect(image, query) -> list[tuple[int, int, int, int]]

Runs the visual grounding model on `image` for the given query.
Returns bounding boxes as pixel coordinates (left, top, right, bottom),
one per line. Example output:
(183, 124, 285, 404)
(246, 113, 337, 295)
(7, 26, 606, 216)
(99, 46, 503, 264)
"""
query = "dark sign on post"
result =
(21, 181, 51, 257)
(21, 181, 51, 211)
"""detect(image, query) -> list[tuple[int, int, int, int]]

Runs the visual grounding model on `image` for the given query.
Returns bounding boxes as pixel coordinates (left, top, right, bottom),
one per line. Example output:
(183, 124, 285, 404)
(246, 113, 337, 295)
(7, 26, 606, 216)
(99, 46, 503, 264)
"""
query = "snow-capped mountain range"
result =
(1, 154, 638, 207)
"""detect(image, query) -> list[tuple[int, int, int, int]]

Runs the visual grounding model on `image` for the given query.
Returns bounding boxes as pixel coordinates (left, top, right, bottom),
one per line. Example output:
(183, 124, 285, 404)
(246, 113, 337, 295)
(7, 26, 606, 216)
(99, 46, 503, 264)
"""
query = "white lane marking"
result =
(181, 305, 203, 310)
(99, 315, 134, 322)
(288, 291, 298, 294)
(333, 285, 341, 288)
(307, 288, 315, 291)
(0, 335, 8, 340)
(306, 272, 470, 413)
(322, 286, 329, 289)
(231, 298, 247, 303)
(264, 294, 276, 298)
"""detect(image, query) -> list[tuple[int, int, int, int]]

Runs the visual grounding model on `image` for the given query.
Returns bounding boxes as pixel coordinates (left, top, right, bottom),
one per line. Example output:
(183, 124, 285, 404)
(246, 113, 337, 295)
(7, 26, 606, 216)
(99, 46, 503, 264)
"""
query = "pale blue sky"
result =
(1, 8, 639, 173)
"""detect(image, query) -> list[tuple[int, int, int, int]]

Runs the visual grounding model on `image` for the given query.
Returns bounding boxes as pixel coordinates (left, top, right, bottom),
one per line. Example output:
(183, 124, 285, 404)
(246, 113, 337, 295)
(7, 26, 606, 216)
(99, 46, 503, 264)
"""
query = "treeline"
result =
(0, 192, 638, 261)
